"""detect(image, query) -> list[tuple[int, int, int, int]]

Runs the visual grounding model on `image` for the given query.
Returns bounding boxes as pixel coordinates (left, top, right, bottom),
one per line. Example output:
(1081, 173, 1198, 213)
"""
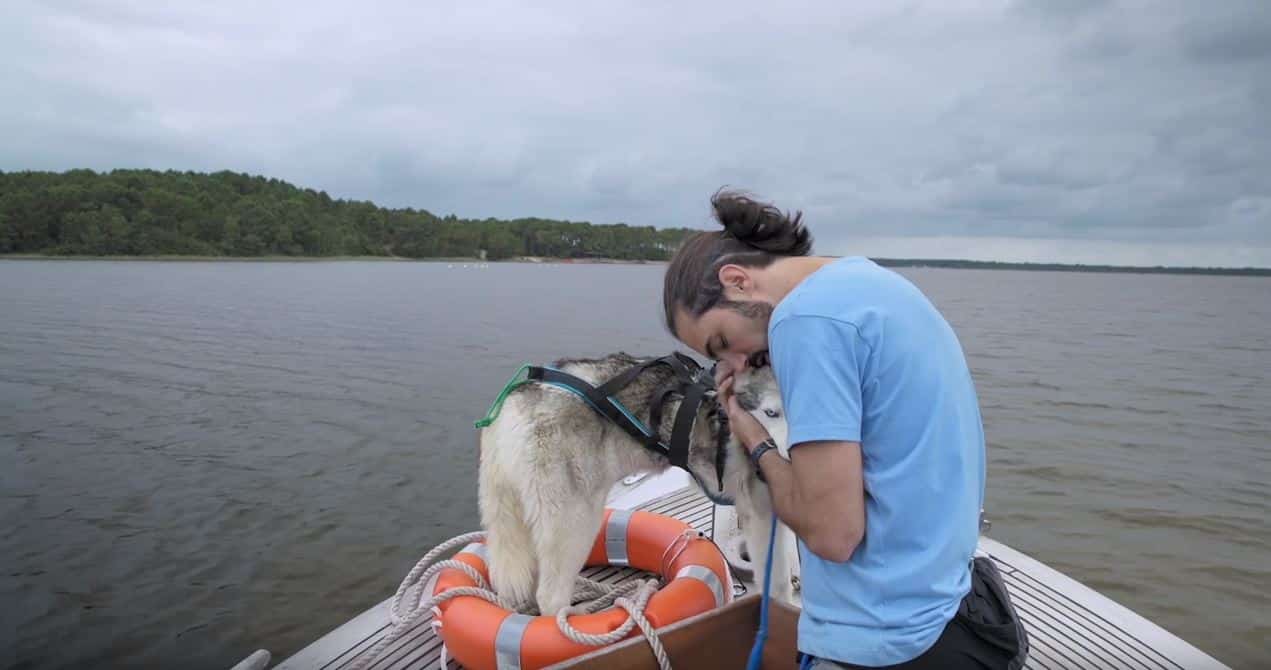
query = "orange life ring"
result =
(432, 508, 732, 670)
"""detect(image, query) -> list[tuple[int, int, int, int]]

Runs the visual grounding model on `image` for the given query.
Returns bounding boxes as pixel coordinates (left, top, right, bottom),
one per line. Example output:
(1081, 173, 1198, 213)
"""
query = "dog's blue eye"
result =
(764, 408, 780, 418)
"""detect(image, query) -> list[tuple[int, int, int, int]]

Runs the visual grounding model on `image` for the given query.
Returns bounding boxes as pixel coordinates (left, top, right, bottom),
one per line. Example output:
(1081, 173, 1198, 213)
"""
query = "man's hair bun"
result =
(711, 188, 812, 256)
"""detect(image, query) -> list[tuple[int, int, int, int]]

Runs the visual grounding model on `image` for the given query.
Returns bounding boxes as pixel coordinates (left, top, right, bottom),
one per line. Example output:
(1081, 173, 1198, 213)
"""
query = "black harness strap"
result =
(522, 353, 732, 500)
(593, 351, 700, 397)
(594, 363, 652, 398)
(647, 384, 680, 443)
(669, 381, 707, 471)
(525, 366, 664, 452)
(662, 352, 704, 384)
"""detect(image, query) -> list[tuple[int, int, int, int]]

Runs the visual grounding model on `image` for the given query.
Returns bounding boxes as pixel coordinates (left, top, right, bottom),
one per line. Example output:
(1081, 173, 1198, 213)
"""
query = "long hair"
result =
(663, 189, 813, 336)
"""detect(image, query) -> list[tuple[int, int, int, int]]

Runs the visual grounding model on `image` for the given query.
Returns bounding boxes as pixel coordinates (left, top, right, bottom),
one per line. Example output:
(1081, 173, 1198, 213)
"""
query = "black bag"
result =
(956, 556, 1030, 670)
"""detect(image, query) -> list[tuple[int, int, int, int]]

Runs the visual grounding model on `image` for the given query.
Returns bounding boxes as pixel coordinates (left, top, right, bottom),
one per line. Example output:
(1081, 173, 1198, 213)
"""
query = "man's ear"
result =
(717, 264, 753, 301)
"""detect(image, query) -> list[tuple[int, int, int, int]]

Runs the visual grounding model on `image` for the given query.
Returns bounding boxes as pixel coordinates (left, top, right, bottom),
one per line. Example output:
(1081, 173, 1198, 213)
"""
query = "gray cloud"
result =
(2, 0, 1269, 264)
(1179, 6, 1271, 64)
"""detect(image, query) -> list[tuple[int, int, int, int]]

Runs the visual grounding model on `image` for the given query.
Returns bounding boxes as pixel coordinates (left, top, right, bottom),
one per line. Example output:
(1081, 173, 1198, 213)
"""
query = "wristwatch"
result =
(748, 438, 778, 483)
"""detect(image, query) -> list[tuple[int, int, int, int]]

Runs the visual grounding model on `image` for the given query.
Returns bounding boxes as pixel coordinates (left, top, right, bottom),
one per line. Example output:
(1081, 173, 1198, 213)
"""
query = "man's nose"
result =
(724, 352, 749, 373)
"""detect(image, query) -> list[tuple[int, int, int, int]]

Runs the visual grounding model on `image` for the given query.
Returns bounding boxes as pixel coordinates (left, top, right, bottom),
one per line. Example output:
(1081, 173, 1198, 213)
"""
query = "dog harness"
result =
(476, 353, 732, 503)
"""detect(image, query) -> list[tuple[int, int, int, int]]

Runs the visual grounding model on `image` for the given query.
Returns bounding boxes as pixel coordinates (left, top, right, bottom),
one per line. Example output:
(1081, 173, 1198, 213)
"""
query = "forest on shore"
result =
(3, 169, 1266, 275)
(0, 169, 694, 260)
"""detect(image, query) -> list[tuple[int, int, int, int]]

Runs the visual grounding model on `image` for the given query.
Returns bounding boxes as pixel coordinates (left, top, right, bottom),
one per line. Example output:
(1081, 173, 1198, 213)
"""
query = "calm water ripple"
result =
(1, 260, 1268, 669)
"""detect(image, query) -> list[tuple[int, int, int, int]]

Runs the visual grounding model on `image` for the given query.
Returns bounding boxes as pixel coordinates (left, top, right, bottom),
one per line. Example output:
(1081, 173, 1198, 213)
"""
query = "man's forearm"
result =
(756, 452, 812, 537)
(755, 446, 866, 563)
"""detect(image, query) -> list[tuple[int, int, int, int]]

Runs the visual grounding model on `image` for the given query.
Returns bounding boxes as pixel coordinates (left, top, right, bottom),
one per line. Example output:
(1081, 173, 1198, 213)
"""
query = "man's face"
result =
(674, 300, 773, 374)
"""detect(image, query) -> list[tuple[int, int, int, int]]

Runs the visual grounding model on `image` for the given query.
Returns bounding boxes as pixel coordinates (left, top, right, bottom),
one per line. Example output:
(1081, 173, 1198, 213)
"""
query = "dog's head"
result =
(732, 366, 789, 458)
(683, 365, 788, 504)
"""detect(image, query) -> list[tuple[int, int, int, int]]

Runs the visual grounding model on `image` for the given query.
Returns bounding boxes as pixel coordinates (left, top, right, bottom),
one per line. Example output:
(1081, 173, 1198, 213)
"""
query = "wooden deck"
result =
(275, 484, 1228, 670)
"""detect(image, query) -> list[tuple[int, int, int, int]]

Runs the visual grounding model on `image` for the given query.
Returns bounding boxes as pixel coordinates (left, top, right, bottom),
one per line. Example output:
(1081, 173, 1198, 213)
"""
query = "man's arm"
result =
(756, 439, 865, 562)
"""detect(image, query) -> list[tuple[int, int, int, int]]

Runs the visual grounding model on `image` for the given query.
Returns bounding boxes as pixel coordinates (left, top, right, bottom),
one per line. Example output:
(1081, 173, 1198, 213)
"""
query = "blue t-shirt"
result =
(768, 257, 985, 666)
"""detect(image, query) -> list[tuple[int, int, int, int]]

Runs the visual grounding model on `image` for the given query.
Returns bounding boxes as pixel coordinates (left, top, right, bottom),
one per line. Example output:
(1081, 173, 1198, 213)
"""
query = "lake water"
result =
(1, 260, 1268, 669)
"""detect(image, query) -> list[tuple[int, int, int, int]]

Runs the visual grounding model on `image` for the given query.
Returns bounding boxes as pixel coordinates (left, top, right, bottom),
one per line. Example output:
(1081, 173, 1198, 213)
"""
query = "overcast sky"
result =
(3, 0, 1269, 266)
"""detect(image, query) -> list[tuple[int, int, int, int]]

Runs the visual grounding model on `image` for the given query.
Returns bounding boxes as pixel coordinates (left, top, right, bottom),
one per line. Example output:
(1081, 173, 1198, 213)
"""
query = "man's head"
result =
(663, 189, 812, 372)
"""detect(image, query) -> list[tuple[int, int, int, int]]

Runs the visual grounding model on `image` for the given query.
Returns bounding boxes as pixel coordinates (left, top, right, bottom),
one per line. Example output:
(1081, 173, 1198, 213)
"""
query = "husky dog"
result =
(728, 366, 801, 605)
(478, 353, 795, 615)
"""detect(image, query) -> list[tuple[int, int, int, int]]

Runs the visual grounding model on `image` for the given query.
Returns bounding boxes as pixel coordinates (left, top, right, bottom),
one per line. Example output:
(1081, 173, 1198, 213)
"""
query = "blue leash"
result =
(746, 512, 780, 670)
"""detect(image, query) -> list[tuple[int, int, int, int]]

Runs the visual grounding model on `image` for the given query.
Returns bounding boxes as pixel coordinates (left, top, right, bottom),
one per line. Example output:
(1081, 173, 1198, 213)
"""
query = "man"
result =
(662, 190, 1027, 669)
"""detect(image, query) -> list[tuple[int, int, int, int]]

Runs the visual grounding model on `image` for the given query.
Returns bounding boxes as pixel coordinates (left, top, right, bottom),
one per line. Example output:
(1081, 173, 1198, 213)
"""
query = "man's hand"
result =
(716, 374, 770, 452)
(713, 359, 736, 389)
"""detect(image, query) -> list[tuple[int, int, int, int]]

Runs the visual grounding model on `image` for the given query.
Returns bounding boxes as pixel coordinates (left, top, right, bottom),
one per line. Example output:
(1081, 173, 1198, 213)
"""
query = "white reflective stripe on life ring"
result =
(674, 564, 726, 607)
(494, 612, 533, 670)
(459, 542, 490, 563)
(605, 509, 634, 566)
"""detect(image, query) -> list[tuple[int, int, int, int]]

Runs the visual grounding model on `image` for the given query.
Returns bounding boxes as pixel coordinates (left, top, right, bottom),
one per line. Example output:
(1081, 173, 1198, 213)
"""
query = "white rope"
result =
(553, 578, 670, 670)
(349, 531, 672, 670)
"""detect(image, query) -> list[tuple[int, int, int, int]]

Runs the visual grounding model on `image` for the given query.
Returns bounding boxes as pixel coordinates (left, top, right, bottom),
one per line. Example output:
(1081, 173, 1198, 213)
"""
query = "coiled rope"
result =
(350, 531, 671, 670)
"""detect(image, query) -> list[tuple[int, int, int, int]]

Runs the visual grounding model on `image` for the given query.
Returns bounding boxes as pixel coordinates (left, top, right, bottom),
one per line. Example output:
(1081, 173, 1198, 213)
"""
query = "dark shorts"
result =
(801, 557, 1030, 670)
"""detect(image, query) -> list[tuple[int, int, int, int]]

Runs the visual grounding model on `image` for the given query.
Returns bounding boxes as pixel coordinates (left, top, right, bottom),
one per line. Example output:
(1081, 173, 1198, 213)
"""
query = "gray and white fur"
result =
(478, 353, 795, 615)
(730, 366, 800, 606)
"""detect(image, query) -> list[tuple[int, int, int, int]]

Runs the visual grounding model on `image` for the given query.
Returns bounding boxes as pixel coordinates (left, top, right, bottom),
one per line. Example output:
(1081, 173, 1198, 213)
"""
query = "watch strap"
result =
(749, 438, 778, 482)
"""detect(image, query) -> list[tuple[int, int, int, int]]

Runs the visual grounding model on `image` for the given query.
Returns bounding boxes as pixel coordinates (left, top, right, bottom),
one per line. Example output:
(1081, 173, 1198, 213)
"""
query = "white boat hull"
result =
(268, 471, 1229, 669)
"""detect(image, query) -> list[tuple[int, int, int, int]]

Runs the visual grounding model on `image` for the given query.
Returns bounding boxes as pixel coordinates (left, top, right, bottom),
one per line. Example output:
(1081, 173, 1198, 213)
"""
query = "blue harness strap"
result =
(525, 356, 706, 473)
(538, 369, 654, 437)
(490, 353, 734, 503)
(528, 366, 665, 450)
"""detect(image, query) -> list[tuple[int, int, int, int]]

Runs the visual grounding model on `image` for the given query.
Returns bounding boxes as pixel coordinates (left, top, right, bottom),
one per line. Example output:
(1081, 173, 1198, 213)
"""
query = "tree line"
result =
(0, 169, 696, 260)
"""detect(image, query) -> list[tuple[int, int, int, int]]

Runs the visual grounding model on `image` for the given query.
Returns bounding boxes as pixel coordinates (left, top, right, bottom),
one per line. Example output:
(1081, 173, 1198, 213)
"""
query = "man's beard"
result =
(720, 299, 772, 368)
(721, 299, 773, 321)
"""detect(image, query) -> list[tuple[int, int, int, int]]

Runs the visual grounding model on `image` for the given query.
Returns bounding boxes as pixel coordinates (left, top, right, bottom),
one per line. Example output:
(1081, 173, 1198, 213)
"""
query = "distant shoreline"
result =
(870, 258, 1271, 277)
(6, 171, 1265, 277)
(0, 254, 656, 265)
(2, 253, 1267, 276)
